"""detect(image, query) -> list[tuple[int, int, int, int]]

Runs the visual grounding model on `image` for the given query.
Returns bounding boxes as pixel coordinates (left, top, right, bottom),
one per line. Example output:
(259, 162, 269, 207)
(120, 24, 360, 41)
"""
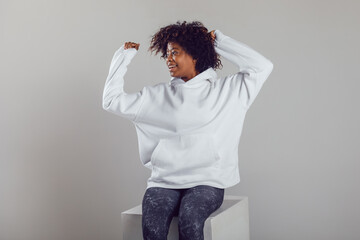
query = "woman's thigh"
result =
(177, 185, 225, 239)
(142, 187, 182, 239)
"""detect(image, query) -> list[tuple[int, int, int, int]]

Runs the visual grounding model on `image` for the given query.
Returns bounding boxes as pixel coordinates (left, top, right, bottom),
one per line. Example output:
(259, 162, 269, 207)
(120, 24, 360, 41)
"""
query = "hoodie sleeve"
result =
(214, 30, 273, 109)
(102, 45, 147, 122)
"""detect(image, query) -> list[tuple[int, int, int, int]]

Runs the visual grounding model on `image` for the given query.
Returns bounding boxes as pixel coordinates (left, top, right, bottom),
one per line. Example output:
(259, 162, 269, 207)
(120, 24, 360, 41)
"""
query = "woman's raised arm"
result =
(102, 42, 147, 122)
(213, 30, 273, 108)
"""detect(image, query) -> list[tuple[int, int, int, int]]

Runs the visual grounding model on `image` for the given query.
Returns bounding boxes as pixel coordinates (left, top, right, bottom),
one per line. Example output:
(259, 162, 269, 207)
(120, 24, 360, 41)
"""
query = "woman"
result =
(103, 21, 273, 240)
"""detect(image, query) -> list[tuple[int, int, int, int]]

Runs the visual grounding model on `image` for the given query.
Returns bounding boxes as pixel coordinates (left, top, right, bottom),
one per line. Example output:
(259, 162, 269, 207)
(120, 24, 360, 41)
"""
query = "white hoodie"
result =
(102, 30, 273, 189)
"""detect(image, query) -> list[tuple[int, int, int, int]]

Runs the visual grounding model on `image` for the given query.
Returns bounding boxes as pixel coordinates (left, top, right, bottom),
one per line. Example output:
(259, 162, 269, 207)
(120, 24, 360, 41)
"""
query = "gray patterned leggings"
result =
(142, 185, 225, 240)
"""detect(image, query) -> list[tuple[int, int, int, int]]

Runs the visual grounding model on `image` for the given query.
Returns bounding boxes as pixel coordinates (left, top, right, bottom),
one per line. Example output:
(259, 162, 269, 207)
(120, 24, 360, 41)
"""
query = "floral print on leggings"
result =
(142, 185, 224, 240)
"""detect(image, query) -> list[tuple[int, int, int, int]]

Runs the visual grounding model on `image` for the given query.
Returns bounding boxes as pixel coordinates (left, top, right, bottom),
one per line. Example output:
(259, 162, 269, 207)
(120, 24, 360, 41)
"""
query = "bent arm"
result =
(102, 45, 146, 122)
(214, 30, 273, 108)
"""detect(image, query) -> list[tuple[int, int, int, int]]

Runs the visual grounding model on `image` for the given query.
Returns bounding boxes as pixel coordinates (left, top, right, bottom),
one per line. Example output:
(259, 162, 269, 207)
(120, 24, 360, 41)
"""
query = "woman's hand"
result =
(124, 42, 140, 50)
(209, 30, 216, 44)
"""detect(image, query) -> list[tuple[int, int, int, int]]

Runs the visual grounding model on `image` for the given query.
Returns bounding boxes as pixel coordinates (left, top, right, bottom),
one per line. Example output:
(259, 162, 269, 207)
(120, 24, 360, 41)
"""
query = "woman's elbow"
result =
(264, 59, 274, 75)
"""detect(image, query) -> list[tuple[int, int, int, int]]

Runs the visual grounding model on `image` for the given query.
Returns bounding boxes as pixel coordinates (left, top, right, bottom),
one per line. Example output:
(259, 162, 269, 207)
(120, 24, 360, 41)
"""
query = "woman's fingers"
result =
(134, 43, 140, 50)
(210, 30, 216, 42)
(124, 42, 140, 50)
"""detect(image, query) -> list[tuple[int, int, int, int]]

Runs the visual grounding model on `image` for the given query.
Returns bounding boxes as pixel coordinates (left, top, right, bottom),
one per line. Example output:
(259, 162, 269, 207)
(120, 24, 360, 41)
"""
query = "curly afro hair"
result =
(148, 20, 222, 73)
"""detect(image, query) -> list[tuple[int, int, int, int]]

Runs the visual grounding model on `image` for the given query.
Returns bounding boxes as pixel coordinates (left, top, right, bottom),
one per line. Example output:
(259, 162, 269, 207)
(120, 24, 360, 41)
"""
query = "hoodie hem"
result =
(146, 178, 240, 190)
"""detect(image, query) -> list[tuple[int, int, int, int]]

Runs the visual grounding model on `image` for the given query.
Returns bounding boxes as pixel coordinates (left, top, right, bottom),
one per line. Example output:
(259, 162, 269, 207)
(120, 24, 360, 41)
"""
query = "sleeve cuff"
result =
(214, 30, 229, 46)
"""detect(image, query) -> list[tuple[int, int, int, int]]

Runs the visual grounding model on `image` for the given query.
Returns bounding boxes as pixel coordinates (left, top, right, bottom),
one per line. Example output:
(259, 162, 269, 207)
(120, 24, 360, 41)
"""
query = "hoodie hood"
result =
(169, 67, 218, 88)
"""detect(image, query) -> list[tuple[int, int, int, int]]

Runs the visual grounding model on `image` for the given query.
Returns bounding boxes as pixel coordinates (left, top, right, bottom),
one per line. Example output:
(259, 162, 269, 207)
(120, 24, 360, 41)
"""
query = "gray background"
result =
(1, 0, 359, 239)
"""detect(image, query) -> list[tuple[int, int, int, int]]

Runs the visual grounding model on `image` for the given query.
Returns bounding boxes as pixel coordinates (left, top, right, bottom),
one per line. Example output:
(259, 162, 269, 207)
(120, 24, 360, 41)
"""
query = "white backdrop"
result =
(1, 0, 359, 239)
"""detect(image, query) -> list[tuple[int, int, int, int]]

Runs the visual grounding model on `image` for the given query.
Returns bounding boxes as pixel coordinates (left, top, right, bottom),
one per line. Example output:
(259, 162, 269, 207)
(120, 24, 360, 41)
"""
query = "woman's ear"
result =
(192, 59, 199, 74)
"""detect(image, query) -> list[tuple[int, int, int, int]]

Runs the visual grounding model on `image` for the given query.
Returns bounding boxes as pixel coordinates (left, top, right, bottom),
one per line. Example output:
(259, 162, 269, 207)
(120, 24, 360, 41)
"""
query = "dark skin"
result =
(124, 30, 216, 82)
(166, 41, 199, 81)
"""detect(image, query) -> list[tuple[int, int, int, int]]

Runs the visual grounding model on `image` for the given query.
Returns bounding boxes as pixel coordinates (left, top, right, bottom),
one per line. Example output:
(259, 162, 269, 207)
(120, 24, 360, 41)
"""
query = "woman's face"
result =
(166, 42, 199, 82)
